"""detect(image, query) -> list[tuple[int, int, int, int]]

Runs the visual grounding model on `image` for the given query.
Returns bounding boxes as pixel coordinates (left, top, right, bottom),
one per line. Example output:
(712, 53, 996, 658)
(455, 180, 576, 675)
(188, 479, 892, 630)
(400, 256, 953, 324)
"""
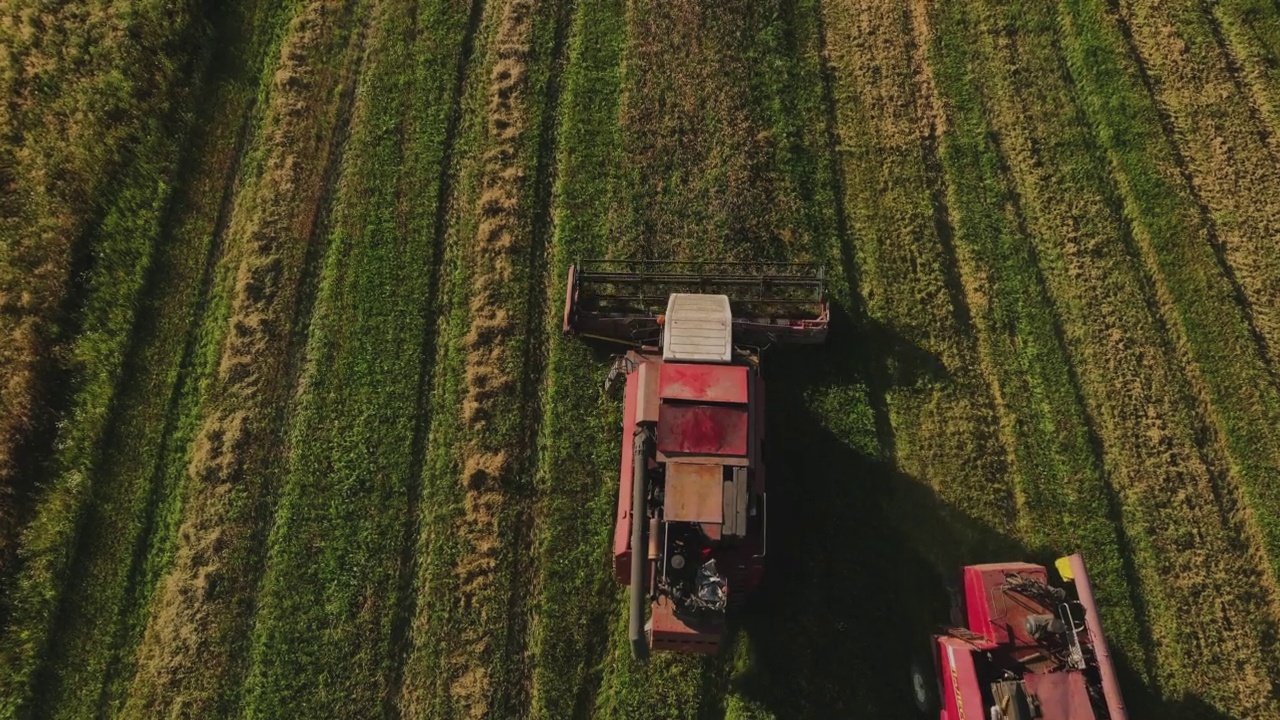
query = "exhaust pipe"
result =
(1068, 554, 1127, 720)
(629, 427, 653, 661)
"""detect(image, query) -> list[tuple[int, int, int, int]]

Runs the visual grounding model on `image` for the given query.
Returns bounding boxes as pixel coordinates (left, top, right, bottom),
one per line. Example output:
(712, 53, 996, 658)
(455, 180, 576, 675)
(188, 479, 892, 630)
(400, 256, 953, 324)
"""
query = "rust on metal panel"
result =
(658, 362, 749, 403)
(656, 404, 749, 456)
(656, 451, 748, 466)
(1020, 672, 1094, 720)
(664, 463, 724, 523)
(649, 596, 720, 653)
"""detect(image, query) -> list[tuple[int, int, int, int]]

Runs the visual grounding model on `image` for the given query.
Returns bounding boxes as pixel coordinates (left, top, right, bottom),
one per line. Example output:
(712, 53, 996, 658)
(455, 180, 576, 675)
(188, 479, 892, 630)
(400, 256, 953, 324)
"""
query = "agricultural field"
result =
(2, 0, 1280, 717)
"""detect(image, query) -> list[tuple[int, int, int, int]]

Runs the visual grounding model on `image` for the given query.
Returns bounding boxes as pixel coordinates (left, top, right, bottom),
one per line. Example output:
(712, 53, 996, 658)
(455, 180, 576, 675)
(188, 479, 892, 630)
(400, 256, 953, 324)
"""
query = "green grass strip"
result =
(526, 0, 627, 715)
(24, 1, 297, 717)
(240, 0, 471, 716)
(1060, 0, 1280, 598)
(398, 0, 569, 714)
(0, 6, 210, 717)
(1212, 0, 1280, 134)
(928, 0, 1149, 682)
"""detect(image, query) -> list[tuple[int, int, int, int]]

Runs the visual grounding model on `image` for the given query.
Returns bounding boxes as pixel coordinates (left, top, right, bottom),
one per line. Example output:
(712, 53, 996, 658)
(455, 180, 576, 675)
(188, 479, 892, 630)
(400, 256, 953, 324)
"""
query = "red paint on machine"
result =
(656, 404, 748, 456)
(659, 363, 749, 403)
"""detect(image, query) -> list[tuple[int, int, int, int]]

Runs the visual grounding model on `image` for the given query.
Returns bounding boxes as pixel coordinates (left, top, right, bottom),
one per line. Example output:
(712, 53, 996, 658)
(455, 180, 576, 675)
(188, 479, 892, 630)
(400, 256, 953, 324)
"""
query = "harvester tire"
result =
(946, 582, 965, 627)
(910, 655, 938, 715)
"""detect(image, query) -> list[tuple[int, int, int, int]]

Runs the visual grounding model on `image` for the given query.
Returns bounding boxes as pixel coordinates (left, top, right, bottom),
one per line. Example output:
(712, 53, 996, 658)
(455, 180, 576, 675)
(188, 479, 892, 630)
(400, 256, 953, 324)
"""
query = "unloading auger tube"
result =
(629, 424, 654, 660)
(562, 259, 830, 346)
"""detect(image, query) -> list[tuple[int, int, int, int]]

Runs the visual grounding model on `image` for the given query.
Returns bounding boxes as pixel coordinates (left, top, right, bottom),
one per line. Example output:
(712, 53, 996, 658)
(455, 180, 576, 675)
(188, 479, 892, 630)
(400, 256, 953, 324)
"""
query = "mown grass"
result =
(819, 0, 1016, 567)
(919, 0, 1163, 694)
(397, 0, 569, 716)
(119, 1, 369, 715)
(14, 1, 300, 718)
(526, 0, 627, 716)
(1112, 0, 1280, 373)
(239, 0, 473, 716)
(1061, 0, 1280, 626)
(0, 3, 215, 716)
(1210, 0, 1280, 135)
(0, 0, 207, 600)
(395, 0, 493, 703)
(954, 0, 1280, 712)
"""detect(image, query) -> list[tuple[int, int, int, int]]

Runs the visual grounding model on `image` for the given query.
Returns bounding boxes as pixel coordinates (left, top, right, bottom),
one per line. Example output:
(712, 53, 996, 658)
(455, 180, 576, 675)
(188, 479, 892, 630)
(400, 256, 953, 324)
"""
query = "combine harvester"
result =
(562, 259, 828, 659)
(915, 554, 1128, 720)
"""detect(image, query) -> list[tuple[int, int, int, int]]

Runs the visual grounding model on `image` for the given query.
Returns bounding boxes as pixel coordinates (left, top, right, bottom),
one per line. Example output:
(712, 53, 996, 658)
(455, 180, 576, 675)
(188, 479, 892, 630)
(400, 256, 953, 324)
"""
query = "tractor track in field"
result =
(0, 0, 205, 609)
(503, 0, 575, 709)
(1102, 1, 1246, 345)
(121, 2, 372, 714)
(1104, 0, 1280, 393)
(905, 0, 1021, 543)
(235, 0, 376, 710)
(1197, 0, 1280, 162)
(45, 46, 269, 720)
(388, 0, 487, 714)
(969, 2, 1280, 705)
(974, 66, 1090, 546)
(1112, 0, 1280, 378)
(446, 0, 572, 714)
(1106, 0, 1280, 593)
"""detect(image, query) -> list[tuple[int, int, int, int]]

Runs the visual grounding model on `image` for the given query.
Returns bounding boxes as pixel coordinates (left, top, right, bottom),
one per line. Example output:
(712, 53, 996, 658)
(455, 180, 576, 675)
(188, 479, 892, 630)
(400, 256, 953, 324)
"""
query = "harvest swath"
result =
(1, 0, 1278, 718)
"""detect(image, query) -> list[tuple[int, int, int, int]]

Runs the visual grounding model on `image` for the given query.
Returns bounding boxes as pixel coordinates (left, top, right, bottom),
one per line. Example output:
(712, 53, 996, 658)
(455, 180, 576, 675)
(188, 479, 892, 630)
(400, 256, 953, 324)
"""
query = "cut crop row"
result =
(0, 0, 206, 603)
(396, 0, 570, 716)
(118, 2, 370, 715)
(3, 0, 300, 717)
(0, 3, 215, 717)
(955, 0, 1280, 712)
(1206, 0, 1280, 142)
(1115, 0, 1280, 373)
(1059, 0, 1280, 703)
(849, 0, 1152, 696)
(820, 0, 1016, 568)
(238, 0, 475, 716)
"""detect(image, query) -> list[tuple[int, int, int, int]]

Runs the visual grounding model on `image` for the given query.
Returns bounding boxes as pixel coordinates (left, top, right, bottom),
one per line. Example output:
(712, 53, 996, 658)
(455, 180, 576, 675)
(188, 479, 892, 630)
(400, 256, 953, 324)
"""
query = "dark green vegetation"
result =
(2, 0, 1280, 718)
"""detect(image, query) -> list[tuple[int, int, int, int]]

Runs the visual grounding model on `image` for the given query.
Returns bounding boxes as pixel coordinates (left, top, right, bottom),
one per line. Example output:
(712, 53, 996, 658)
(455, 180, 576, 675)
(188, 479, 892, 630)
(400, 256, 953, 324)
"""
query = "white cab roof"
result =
(662, 293, 733, 363)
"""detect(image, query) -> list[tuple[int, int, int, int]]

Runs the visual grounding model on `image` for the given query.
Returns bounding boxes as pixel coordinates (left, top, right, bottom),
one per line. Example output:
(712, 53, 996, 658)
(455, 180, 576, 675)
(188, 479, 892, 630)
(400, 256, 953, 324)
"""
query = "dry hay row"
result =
(0, 0, 201, 587)
(902, 0, 1021, 549)
(964, 0, 1280, 709)
(909, 0, 1165, 689)
(29, 12, 292, 715)
(449, 0, 539, 716)
(905, 0, 1109, 568)
(1117, 0, 1280, 373)
(119, 1, 367, 716)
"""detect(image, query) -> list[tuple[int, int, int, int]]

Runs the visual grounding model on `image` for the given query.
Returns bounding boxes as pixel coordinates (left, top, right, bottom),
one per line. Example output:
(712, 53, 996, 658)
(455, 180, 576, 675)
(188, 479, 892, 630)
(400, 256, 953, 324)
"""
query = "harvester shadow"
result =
(727, 329, 1218, 720)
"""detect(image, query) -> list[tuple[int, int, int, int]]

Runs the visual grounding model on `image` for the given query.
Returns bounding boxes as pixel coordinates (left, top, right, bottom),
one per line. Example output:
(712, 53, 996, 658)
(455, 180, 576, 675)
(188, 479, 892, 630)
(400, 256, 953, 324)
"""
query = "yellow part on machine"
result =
(1056, 556, 1075, 581)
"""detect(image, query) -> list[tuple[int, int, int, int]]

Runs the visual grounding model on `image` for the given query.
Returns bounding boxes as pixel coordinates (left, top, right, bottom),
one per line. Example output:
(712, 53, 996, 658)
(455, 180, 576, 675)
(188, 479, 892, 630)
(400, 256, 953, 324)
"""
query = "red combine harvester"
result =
(917, 554, 1128, 720)
(562, 259, 828, 659)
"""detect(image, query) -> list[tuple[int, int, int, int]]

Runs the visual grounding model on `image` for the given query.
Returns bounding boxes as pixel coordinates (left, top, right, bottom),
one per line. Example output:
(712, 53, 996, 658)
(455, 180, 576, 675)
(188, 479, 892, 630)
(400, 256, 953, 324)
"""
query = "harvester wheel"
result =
(910, 655, 938, 715)
(946, 583, 965, 627)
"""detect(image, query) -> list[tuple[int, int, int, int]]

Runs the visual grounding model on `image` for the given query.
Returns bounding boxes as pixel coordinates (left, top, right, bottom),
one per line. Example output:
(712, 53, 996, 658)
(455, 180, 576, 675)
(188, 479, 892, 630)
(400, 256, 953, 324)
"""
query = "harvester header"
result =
(563, 259, 829, 348)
